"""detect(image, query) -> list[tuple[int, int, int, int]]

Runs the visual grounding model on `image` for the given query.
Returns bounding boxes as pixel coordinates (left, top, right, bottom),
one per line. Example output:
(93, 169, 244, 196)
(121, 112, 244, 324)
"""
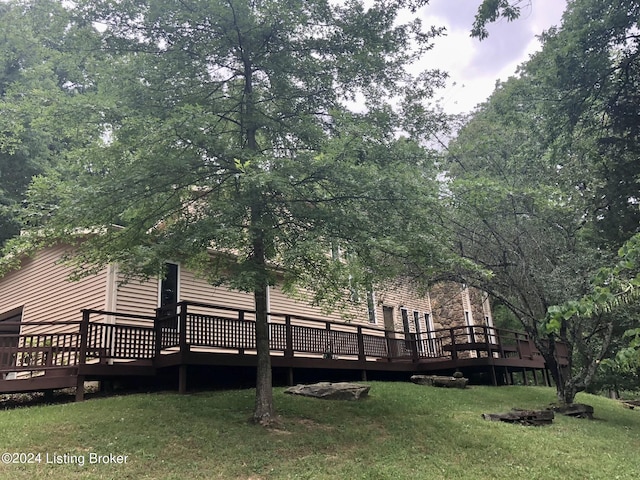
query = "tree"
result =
(444, 0, 640, 404)
(0, 0, 93, 246)
(4, 0, 453, 424)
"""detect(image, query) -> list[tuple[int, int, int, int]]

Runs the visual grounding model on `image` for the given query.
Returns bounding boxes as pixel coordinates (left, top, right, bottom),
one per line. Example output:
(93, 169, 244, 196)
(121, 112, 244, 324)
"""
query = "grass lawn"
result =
(0, 382, 639, 479)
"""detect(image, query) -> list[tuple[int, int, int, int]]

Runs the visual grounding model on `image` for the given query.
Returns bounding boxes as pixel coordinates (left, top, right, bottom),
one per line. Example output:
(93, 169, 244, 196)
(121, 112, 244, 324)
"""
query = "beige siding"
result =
(115, 274, 159, 318)
(374, 281, 433, 333)
(0, 245, 108, 334)
(1, 248, 492, 339)
(268, 285, 364, 325)
(180, 269, 254, 313)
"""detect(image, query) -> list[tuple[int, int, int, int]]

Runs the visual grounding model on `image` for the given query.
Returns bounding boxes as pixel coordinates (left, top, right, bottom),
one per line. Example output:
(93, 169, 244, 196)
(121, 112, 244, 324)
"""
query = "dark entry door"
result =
(0, 310, 22, 370)
(382, 306, 398, 357)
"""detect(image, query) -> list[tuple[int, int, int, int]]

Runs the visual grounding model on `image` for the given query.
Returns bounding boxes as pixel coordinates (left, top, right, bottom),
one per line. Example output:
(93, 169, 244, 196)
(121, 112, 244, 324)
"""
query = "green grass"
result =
(1, 383, 639, 479)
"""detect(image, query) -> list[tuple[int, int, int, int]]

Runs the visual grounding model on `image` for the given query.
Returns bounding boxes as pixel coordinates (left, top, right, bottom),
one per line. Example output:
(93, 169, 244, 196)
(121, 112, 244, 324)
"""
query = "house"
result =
(0, 244, 558, 399)
(0, 244, 496, 340)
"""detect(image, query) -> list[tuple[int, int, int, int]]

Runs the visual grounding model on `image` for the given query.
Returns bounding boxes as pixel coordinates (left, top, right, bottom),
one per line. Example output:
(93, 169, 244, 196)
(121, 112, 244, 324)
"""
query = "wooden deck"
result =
(0, 302, 568, 399)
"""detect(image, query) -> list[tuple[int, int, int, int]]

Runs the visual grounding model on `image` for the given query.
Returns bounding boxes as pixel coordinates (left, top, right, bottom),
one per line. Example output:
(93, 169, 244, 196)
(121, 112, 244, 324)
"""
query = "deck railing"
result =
(0, 321, 82, 376)
(0, 302, 559, 379)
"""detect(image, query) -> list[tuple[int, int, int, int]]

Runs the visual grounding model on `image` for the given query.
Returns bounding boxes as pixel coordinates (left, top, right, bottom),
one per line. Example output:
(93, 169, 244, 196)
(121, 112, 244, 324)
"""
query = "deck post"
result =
(361, 369, 367, 381)
(154, 308, 162, 360)
(357, 326, 366, 362)
(411, 333, 419, 363)
(287, 367, 294, 386)
(521, 368, 528, 385)
(75, 310, 90, 402)
(179, 303, 188, 359)
(384, 330, 393, 360)
(449, 329, 458, 361)
(490, 364, 498, 386)
(325, 322, 332, 358)
(532, 369, 539, 386)
(515, 334, 523, 359)
(75, 375, 85, 402)
(178, 364, 187, 394)
(284, 315, 293, 358)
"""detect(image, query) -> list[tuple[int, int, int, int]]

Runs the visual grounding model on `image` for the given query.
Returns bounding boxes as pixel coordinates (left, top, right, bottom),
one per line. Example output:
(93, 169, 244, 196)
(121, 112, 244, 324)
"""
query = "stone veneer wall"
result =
(428, 282, 467, 331)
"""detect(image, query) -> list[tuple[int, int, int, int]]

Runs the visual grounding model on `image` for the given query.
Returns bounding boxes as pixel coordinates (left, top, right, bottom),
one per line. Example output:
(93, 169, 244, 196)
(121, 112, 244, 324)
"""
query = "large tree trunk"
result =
(542, 341, 578, 404)
(250, 222, 275, 425)
(253, 275, 274, 424)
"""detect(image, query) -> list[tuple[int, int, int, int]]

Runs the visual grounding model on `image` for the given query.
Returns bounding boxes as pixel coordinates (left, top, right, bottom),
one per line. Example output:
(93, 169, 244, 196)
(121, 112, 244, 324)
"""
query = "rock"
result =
(284, 382, 370, 400)
(621, 400, 640, 409)
(547, 403, 594, 419)
(410, 374, 468, 389)
(482, 409, 554, 426)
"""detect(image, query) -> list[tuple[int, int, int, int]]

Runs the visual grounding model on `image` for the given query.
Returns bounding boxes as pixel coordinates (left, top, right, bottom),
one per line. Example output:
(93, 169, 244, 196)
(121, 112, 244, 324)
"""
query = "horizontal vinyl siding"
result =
(180, 270, 255, 314)
(0, 245, 108, 335)
(375, 281, 433, 333)
(268, 286, 366, 325)
(114, 273, 159, 327)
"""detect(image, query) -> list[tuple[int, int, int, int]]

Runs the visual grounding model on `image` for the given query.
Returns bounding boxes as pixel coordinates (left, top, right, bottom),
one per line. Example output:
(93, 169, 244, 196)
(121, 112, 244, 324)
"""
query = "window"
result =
(366, 290, 377, 324)
(160, 263, 179, 307)
(159, 263, 179, 328)
(424, 312, 435, 355)
(400, 308, 412, 350)
(413, 310, 424, 354)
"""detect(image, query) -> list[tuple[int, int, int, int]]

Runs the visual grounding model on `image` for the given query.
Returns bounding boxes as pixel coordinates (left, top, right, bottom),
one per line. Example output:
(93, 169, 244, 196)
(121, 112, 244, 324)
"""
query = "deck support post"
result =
(508, 369, 514, 385)
(490, 364, 498, 386)
(544, 368, 552, 387)
(178, 365, 187, 394)
(532, 369, 539, 386)
(522, 368, 528, 385)
(361, 370, 367, 382)
(287, 367, 294, 386)
(75, 375, 85, 402)
(44, 389, 54, 403)
(411, 333, 420, 363)
(76, 310, 90, 402)
(449, 330, 458, 361)
(384, 330, 394, 360)
(179, 304, 188, 357)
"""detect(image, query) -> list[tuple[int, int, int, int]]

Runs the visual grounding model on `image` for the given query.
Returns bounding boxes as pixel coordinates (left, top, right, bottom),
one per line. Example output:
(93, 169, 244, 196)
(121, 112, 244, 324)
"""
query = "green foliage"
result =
(471, 0, 525, 39)
(3, 0, 454, 297)
(1, 0, 457, 422)
(445, 0, 640, 404)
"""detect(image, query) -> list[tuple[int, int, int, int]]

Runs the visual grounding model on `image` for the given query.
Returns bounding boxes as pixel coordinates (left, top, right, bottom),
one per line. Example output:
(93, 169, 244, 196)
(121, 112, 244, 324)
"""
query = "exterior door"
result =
(382, 306, 397, 357)
(0, 308, 22, 376)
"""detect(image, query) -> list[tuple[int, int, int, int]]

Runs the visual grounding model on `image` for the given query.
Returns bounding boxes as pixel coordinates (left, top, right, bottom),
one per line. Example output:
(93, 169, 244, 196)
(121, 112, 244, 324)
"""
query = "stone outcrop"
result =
(284, 382, 370, 400)
(410, 374, 468, 389)
(547, 403, 594, 419)
(482, 409, 554, 426)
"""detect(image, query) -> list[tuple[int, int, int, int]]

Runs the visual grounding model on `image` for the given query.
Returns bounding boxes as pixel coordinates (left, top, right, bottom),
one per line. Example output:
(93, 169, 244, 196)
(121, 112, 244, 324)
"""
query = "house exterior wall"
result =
(428, 282, 470, 331)
(374, 281, 433, 333)
(1, 247, 493, 336)
(0, 245, 109, 334)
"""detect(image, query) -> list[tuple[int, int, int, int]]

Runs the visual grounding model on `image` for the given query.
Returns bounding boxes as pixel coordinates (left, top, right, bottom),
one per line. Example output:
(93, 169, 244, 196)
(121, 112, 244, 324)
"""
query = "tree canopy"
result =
(445, 0, 640, 402)
(3, 0, 458, 424)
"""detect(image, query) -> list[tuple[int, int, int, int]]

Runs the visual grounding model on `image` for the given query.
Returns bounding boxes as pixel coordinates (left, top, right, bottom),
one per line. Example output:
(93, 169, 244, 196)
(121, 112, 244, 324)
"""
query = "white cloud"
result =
(414, 0, 567, 114)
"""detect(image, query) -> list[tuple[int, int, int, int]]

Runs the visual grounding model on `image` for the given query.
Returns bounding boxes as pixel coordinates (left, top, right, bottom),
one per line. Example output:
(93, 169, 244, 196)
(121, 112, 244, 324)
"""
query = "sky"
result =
(415, 0, 568, 114)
